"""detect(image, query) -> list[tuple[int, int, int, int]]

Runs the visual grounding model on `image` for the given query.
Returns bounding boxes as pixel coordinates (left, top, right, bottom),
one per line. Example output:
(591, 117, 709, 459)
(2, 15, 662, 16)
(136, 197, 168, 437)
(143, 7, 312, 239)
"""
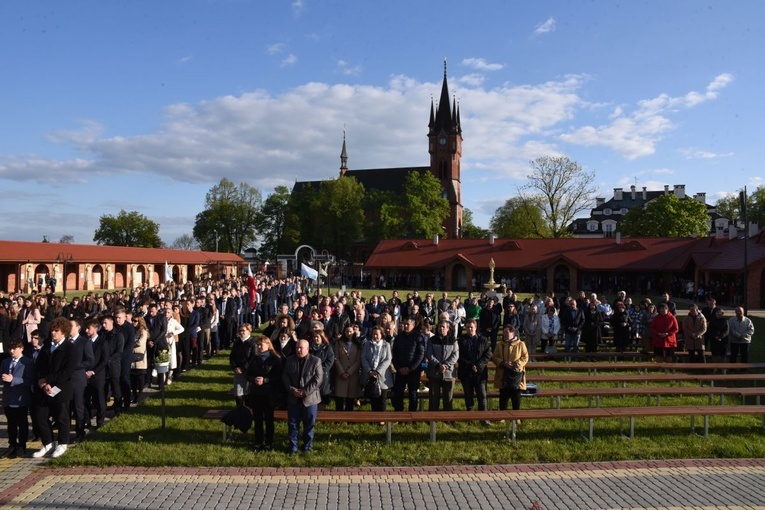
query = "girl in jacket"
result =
(611, 302, 632, 353)
(361, 326, 393, 412)
(333, 324, 362, 411)
(21, 298, 41, 345)
(491, 324, 529, 413)
(130, 316, 149, 404)
(425, 320, 459, 411)
(230, 323, 254, 407)
(246, 336, 282, 452)
(309, 330, 335, 409)
(540, 306, 560, 353)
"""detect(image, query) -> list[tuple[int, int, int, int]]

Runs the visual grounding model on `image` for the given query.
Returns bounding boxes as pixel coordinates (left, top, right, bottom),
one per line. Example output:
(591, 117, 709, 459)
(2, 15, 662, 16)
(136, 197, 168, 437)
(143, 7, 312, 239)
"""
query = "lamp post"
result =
(740, 187, 748, 315)
(56, 252, 73, 298)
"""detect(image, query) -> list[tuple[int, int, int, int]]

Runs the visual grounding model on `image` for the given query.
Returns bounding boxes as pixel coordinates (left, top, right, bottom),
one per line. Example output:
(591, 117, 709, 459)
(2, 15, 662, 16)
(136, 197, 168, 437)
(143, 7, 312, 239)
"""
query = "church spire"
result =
(433, 59, 456, 133)
(340, 129, 348, 176)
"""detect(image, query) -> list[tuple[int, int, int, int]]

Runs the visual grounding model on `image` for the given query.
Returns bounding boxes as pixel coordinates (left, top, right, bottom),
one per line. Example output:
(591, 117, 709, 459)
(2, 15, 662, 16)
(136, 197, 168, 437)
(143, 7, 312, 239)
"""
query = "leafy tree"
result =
(402, 171, 450, 238)
(518, 156, 596, 238)
(747, 185, 765, 230)
(619, 194, 709, 237)
(93, 210, 162, 248)
(461, 208, 489, 239)
(259, 186, 292, 260)
(363, 188, 404, 243)
(193, 178, 262, 254)
(59, 235, 75, 244)
(284, 183, 317, 253)
(490, 196, 549, 238)
(310, 177, 366, 257)
(714, 194, 740, 221)
(171, 233, 199, 250)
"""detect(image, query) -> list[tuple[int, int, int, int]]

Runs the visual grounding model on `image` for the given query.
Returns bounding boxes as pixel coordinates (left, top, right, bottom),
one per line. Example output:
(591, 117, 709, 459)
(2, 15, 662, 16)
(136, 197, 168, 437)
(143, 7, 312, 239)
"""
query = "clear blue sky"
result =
(1, 0, 762, 246)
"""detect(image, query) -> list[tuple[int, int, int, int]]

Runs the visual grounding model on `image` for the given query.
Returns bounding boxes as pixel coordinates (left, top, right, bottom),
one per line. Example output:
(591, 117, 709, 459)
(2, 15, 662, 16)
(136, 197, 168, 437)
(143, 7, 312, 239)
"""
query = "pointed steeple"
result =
(428, 97, 435, 130)
(433, 59, 452, 132)
(340, 129, 348, 176)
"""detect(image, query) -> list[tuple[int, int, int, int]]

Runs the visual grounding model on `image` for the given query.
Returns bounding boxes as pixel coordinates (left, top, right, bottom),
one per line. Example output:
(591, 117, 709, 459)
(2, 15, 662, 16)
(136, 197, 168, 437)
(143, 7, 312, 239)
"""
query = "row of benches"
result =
(204, 405, 765, 445)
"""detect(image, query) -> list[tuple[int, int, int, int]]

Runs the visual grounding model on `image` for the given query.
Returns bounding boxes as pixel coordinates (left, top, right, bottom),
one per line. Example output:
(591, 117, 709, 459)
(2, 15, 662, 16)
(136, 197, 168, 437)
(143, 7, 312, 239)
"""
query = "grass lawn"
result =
(52, 315, 765, 468)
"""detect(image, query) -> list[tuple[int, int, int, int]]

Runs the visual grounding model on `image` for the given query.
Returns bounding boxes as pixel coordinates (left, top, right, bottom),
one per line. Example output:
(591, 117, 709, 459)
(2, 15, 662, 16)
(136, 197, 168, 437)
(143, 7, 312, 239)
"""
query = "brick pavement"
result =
(1, 459, 765, 509)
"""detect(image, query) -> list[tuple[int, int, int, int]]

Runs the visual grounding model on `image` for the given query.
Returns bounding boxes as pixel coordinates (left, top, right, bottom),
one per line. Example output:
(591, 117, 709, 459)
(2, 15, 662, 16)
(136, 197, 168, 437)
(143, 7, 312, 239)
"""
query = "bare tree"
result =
(518, 156, 596, 238)
(59, 235, 75, 244)
(171, 233, 200, 250)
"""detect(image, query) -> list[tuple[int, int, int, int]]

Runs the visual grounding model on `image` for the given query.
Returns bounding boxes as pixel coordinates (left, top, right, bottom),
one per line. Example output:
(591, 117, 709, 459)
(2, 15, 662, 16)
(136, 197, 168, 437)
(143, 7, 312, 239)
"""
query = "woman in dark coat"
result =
(581, 301, 603, 359)
(611, 301, 632, 352)
(309, 330, 335, 409)
(229, 323, 255, 407)
(706, 307, 730, 362)
(246, 336, 282, 452)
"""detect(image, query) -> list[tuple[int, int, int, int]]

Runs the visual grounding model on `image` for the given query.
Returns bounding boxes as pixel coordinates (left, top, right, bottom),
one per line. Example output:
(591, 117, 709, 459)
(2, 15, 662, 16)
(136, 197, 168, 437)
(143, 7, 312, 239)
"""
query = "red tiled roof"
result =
(0, 240, 244, 265)
(365, 237, 738, 272)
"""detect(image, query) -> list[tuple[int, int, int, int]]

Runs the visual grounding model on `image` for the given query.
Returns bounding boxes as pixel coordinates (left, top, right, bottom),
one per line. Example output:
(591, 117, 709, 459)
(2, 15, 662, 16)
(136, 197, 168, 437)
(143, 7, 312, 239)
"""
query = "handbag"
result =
(363, 376, 382, 399)
(502, 344, 525, 390)
(132, 351, 145, 363)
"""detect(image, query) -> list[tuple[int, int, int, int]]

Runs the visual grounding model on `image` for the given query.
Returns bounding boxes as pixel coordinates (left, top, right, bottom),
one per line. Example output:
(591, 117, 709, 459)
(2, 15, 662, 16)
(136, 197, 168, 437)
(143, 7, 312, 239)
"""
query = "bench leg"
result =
(511, 419, 517, 445)
(596, 395, 600, 408)
(657, 395, 661, 407)
(704, 415, 709, 438)
(589, 418, 594, 441)
(430, 421, 436, 443)
(630, 416, 635, 440)
(386, 422, 392, 445)
(691, 416, 696, 434)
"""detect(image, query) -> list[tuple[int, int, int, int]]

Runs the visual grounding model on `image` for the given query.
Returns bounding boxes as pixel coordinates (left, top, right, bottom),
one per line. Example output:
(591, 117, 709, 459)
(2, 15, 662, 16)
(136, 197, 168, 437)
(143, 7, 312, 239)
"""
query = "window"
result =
(603, 208, 612, 216)
(620, 208, 629, 215)
(587, 220, 599, 232)
(603, 221, 617, 238)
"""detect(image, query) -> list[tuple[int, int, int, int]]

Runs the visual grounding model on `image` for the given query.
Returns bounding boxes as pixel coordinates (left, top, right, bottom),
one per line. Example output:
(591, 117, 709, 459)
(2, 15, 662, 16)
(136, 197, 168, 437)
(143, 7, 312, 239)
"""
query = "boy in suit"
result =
(2, 340, 33, 458)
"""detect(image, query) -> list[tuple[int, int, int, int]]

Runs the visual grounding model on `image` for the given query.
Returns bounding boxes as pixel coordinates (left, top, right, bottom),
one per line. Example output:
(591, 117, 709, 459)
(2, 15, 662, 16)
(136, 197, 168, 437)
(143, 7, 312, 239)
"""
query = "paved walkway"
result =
(1, 458, 765, 509)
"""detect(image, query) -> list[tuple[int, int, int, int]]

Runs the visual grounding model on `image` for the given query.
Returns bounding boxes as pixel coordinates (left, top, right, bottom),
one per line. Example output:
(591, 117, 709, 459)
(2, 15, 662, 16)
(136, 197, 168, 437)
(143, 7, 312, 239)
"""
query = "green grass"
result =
(51, 316, 765, 468)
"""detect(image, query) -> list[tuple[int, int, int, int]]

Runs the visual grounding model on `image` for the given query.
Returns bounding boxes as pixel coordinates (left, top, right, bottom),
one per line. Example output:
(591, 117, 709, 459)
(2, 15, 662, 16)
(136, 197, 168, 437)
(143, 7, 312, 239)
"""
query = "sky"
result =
(1, 0, 763, 247)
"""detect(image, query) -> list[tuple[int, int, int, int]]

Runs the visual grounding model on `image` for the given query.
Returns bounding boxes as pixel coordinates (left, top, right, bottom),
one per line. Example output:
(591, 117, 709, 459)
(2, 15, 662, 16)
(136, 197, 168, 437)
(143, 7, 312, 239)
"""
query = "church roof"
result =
(293, 166, 429, 195)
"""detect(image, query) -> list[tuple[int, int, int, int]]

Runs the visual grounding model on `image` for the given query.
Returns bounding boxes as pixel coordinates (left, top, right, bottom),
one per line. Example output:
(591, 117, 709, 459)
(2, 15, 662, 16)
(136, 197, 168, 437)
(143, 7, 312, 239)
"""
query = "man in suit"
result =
(32, 317, 78, 458)
(282, 339, 323, 454)
(218, 290, 235, 350)
(2, 340, 34, 457)
(68, 318, 94, 443)
(146, 303, 167, 386)
(115, 307, 135, 411)
(84, 319, 109, 428)
(101, 315, 125, 414)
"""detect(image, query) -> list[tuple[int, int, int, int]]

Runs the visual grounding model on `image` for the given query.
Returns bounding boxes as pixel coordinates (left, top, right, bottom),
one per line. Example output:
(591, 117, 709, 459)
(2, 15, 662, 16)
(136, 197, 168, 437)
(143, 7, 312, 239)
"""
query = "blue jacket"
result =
(2, 355, 34, 407)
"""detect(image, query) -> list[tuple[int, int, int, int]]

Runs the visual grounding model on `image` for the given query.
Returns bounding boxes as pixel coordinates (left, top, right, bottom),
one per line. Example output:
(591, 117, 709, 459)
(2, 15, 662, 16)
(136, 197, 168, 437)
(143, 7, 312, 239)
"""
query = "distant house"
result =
(0, 240, 244, 294)
(364, 233, 765, 308)
(292, 62, 464, 239)
(569, 184, 729, 238)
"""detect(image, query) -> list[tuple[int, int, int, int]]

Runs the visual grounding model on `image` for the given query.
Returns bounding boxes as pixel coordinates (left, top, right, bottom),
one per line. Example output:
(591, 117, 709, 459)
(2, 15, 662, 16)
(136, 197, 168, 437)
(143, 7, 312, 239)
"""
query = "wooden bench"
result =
(528, 373, 765, 388)
(527, 361, 765, 375)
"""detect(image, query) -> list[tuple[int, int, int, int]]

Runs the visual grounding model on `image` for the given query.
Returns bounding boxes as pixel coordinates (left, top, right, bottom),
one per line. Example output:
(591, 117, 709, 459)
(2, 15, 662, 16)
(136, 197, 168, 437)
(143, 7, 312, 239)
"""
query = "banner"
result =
(164, 261, 173, 283)
(301, 263, 318, 280)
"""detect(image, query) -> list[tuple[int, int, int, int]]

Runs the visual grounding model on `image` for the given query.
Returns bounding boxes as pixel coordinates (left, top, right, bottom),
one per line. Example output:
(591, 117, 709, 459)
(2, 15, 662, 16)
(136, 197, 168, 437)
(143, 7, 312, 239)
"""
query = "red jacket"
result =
(650, 312, 679, 349)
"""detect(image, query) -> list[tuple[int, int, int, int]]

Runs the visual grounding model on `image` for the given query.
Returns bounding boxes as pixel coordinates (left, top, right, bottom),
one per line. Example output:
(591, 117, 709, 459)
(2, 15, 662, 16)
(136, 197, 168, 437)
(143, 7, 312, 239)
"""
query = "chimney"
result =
(595, 197, 605, 207)
(630, 185, 636, 200)
(674, 184, 686, 199)
(695, 192, 706, 204)
(729, 225, 737, 239)
(614, 188, 623, 201)
(615, 232, 621, 244)
(433, 234, 439, 245)
(642, 187, 647, 200)
(664, 185, 669, 196)
(489, 233, 496, 245)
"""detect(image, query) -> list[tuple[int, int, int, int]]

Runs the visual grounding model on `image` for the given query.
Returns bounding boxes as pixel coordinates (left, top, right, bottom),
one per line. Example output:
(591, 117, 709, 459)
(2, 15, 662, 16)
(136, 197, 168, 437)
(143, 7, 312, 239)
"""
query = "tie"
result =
(9, 359, 17, 373)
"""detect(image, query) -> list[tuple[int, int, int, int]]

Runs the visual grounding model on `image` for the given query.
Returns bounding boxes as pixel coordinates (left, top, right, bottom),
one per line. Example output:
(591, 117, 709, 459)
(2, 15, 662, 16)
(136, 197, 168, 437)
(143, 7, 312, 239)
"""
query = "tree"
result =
(258, 186, 292, 260)
(193, 178, 262, 254)
(747, 185, 765, 230)
(490, 196, 549, 238)
(714, 194, 740, 222)
(363, 188, 404, 244)
(93, 210, 162, 248)
(171, 233, 199, 250)
(402, 171, 450, 238)
(59, 235, 75, 244)
(518, 156, 596, 238)
(310, 177, 366, 257)
(461, 208, 489, 239)
(619, 194, 710, 237)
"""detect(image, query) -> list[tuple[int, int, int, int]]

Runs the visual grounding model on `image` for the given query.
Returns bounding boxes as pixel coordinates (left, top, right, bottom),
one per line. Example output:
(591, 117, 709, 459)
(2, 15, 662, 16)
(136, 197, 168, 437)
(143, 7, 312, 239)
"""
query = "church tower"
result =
(428, 60, 463, 238)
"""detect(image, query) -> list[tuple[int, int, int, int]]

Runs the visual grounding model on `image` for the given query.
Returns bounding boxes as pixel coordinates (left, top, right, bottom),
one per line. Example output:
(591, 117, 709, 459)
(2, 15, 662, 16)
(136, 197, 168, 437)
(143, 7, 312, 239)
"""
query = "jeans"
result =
(428, 378, 454, 411)
(392, 371, 421, 412)
(564, 332, 581, 353)
(287, 403, 318, 452)
(462, 375, 488, 411)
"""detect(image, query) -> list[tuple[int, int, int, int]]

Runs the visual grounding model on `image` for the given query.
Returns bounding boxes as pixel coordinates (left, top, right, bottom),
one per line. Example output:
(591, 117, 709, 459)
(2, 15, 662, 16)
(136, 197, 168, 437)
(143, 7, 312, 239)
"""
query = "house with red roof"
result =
(364, 233, 765, 308)
(0, 240, 244, 294)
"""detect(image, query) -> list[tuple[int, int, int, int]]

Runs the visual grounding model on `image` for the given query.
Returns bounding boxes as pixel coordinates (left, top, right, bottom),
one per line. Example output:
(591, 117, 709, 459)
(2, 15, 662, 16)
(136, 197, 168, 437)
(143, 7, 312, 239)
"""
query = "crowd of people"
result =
(0, 278, 756, 457)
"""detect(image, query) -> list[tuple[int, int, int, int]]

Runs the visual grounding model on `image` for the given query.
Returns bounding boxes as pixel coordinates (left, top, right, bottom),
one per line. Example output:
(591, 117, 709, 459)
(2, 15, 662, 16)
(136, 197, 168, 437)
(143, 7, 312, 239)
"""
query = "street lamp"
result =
(56, 252, 73, 298)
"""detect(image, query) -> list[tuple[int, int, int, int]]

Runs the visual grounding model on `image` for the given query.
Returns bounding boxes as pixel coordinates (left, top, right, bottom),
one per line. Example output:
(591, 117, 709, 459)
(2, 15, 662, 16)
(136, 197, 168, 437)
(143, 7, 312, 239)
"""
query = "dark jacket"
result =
(457, 333, 492, 381)
(229, 338, 254, 372)
(559, 306, 585, 333)
(70, 334, 95, 388)
(246, 352, 283, 405)
(282, 354, 323, 407)
(102, 328, 125, 377)
(34, 338, 78, 404)
(309, 342, 335, 396)
(391, 330, 425, 373)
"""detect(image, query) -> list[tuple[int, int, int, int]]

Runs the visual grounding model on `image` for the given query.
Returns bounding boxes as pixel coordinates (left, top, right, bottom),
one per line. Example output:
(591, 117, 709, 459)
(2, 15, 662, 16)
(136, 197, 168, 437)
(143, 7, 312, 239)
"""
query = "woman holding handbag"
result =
(491, 324, 528, 415)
